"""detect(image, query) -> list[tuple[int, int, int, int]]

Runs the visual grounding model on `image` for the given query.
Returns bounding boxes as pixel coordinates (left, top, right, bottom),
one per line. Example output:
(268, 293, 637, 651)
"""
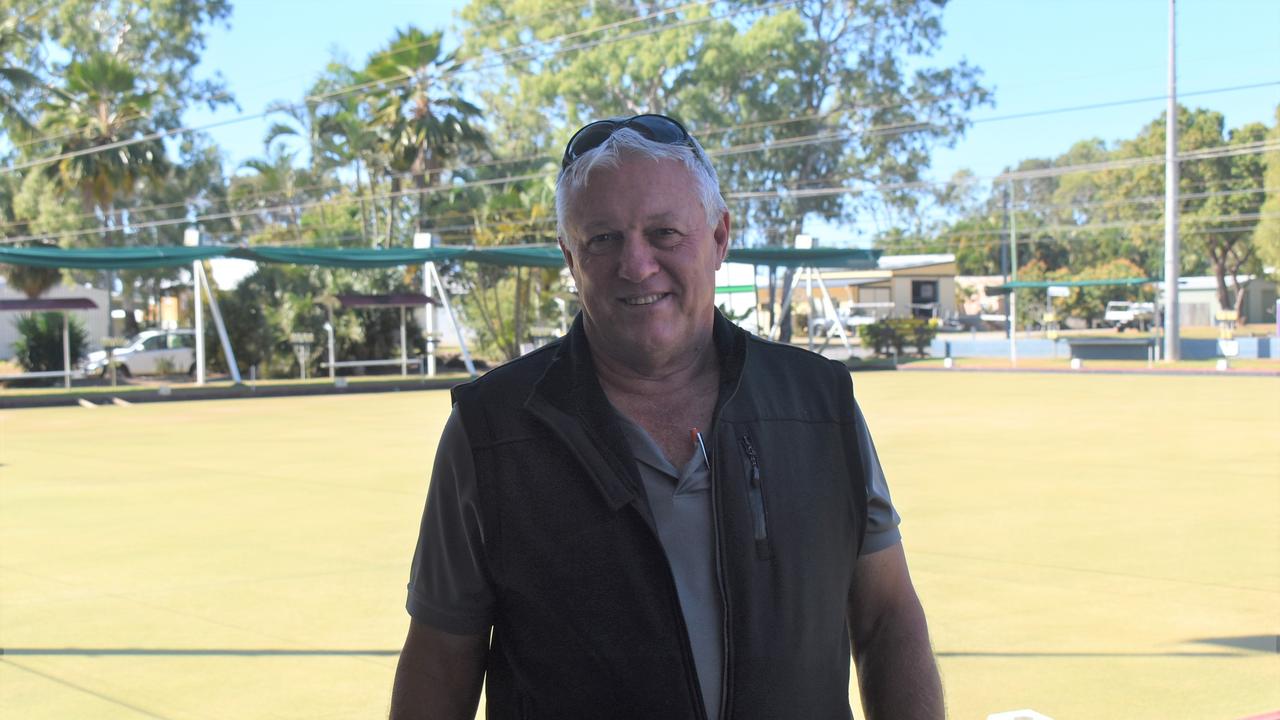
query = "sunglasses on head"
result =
(560, 113, 697, 169)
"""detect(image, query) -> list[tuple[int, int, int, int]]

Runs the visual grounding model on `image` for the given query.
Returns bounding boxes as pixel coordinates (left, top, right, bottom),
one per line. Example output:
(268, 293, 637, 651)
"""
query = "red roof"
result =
(335, 293, 435, 308)
(0, 297, 99, 311)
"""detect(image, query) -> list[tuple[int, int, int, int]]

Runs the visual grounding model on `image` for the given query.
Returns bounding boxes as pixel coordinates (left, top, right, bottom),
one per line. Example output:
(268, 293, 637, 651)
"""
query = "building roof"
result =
(0, 297, 99, 311)
(877, 253, 956, 270)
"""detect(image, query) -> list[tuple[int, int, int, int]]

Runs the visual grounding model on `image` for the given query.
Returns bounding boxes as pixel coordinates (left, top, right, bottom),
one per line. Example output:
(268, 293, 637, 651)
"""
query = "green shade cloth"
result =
(0, 245, 231, 269)
(243, 246, 469, 268)
(465, 245, 566, 268)
(0, 243, 881, 271)
(726, 247, 880, 269)
(987, 277, 1156, 294)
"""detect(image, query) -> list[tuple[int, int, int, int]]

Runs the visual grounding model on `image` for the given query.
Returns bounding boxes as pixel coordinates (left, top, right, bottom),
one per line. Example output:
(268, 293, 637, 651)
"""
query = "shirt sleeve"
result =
(405, 406, 496, 634)
(853, 399, 903, 556)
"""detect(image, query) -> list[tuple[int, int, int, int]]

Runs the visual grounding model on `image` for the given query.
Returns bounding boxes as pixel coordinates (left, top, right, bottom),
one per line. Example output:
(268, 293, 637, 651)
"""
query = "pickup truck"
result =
(1103, 301, 1155, 331)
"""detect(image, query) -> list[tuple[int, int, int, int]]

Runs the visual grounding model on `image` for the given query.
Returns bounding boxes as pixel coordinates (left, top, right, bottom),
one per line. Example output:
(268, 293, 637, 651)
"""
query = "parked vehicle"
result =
(82, 329, 196, 377)
(1103, 301, 1154, 331)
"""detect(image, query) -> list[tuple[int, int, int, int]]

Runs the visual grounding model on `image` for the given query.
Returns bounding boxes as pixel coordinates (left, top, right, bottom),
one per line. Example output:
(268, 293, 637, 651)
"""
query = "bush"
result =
(857, 317, 938, 357)
(12, 312, 88, 376)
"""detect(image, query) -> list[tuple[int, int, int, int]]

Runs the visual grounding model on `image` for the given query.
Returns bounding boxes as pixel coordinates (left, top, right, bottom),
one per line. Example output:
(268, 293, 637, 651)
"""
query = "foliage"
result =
(12, 311, 87, 374)
(1255, 106, 1280, 278)
(858, 317, 938, 357)
(456, 181, 563, 361)
(202, 263, 425, 378)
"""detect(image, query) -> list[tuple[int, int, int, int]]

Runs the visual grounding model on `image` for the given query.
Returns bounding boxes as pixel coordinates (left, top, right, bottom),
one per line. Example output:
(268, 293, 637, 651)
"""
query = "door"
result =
(911, 280, 938, 319)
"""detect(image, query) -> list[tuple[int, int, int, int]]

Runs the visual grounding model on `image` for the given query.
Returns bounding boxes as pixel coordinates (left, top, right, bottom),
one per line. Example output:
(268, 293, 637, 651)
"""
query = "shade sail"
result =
(243, 246, 471, 268)
(987, 277, 1156, 294)
(726, 247, 880, 269)
(0, 245, 231, 269)
(1, 243, 883, 271)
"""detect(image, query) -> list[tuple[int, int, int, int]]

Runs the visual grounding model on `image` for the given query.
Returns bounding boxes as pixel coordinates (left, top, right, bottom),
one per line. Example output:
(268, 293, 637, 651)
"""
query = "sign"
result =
(1047, 286, 1070, 298)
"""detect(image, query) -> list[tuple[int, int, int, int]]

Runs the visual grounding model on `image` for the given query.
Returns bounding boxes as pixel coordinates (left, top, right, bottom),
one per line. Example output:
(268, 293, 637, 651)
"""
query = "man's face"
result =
(559, 156, 730, 370)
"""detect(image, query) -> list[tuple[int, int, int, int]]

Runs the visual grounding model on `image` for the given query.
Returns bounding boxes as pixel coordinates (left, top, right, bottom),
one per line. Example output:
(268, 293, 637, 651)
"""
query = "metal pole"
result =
(195, 262, 242, 384)
(423, 262, 436, 377)
(324, 322, 336, 380)
(1163, 0, 1181, 361)
(193, 260, 205, 385)
(62, 312, 71, 389)
(813, 271, 852, 354)
(400, 305, 408, 376)
(805, 267, 815, 351)
(427, 262, 476, 376)
(1009, 182, 1019, 367)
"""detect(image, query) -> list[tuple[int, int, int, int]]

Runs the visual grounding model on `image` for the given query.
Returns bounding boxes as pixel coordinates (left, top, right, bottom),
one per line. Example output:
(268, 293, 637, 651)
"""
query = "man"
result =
(391, 114, 943, 720)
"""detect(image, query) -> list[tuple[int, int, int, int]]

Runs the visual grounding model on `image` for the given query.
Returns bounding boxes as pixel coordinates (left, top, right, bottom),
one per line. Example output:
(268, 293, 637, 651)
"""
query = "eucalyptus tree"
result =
(458, 0, 990, 337)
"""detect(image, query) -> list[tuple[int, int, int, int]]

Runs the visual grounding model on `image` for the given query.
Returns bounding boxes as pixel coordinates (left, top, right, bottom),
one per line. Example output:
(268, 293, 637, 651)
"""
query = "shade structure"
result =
(0, 245, 229, 269)
(1, 244, 884, 271)
(334, 293, 435, 308)
(0, 297, 99, 311)
(986, 277, 1156, 294)
(726, 246, 880, 269)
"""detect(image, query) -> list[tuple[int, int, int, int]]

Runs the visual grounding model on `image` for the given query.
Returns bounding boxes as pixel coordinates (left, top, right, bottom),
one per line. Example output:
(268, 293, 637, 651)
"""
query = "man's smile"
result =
(620, 292, 670, 306)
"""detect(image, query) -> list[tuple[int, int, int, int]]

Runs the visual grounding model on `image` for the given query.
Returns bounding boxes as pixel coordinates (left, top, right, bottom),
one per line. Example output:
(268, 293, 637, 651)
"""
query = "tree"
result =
(1253, 106, 1280, 279)
(458, 0, 990, 338)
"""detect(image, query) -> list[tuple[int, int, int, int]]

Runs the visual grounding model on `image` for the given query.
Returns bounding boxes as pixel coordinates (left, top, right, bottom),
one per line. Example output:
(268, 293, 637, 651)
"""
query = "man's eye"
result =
(585, 234, 620, 254)
(651, 228, 682, 246)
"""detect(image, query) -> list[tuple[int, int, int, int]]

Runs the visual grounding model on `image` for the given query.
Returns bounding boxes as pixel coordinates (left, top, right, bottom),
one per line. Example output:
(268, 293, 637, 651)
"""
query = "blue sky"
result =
(184, 0, 1279, 243)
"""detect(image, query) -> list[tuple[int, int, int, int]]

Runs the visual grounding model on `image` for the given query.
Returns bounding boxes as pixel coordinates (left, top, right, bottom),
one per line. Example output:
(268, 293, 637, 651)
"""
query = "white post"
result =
(195, 261, 241, 384)
(324, 321, 336, 380)
(185, 229, 207, 386)
(62, 312, 71, 389)
(193, 260, 205, 385)
(400, 305, 408, 376)
(813, 271, 852, 353)
(415, 232, 437, 377)
(1009, 182, 1019, 367)
(1163, 0, 1182, 361)
(427, 262, 476, 376)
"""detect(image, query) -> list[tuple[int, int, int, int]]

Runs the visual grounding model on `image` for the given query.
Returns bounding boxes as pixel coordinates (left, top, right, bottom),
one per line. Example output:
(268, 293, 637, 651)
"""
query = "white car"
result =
(83, 329, 197, 377)
(1103, 301, 1155, 331)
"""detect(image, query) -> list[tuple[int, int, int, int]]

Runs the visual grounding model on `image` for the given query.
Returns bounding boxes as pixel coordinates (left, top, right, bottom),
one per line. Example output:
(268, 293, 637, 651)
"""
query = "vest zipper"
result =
(739, 435, 771, 560)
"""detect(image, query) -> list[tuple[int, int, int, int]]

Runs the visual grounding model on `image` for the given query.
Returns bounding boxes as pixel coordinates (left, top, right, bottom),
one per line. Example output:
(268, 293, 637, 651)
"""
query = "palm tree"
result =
(0, 15, 43, 136)
(361, 27, 486, 245)
(37, 52, 168, 333)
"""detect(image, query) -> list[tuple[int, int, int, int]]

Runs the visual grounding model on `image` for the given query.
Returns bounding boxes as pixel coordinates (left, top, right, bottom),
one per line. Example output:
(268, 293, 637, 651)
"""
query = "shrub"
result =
(857, 317, 939, 357)
(12, 312, 88, 376)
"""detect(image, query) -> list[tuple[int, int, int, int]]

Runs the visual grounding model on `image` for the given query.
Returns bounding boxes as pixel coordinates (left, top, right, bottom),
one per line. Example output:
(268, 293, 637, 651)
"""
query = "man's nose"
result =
(617, 234, 659, 283)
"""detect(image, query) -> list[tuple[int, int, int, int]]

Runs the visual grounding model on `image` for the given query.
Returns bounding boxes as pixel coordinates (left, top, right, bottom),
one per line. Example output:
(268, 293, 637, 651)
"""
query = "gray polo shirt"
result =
(406, 400, 902, 714)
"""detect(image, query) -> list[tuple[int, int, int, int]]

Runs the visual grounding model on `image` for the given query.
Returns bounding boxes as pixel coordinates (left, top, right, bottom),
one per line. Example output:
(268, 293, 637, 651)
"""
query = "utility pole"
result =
(1009, 182, 1018, 367)
(1163, 0, 1181, 360)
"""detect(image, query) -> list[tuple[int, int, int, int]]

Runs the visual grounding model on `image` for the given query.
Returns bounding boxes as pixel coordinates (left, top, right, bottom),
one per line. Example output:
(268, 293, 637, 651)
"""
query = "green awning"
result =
(244, 246, 469, 268)
(465, 245, 566, 268)
(988, 277, 1156, 294)
(0, 245, 231, 269)
(726, 247, 880, 269)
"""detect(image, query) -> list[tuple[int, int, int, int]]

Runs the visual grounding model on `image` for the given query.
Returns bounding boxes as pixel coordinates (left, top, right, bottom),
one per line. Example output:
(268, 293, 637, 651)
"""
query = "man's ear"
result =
(713, 211, 731, 270)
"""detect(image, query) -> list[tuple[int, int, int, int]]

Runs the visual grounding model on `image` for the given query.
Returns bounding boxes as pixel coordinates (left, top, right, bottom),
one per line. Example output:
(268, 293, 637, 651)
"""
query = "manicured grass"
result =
(2, 374, 1277, 719)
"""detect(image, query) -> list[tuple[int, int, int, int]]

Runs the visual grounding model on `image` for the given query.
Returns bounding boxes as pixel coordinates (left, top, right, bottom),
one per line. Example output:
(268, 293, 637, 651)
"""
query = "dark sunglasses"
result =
(560, 113, 697, 169)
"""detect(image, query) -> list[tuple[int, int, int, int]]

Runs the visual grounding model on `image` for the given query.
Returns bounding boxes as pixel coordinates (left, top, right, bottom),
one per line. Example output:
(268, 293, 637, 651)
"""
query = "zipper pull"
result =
(739, 435, 761, 487)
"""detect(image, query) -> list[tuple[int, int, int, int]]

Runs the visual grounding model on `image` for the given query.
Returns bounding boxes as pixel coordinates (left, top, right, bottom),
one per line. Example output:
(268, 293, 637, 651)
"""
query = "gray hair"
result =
(555, 126, 728, 241)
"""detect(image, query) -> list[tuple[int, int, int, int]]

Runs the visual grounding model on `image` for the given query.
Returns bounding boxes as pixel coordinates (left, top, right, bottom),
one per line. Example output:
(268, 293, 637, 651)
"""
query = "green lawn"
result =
(2, 374, 1277, 719)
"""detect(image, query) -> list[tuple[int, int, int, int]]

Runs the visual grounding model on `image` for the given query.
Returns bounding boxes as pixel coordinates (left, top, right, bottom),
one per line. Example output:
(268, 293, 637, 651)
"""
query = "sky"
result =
(183, 0, 1280, 246)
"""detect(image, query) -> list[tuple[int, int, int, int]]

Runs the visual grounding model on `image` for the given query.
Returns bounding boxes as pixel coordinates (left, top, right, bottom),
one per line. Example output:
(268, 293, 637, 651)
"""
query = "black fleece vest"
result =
(451, 313, 868, 720)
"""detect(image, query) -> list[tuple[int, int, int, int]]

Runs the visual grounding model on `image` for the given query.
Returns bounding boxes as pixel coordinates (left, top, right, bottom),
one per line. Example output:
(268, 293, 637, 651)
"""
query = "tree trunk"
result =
(355, 159, 370, 244)
(386, 176, 401, 247)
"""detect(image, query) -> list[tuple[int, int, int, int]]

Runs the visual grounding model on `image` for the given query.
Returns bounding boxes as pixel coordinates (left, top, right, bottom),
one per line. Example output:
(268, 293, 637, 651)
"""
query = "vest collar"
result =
(523, 310, 748, 511)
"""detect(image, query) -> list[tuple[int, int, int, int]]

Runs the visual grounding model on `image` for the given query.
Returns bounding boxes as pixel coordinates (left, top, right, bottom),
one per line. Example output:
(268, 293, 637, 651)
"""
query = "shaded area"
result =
(1191, 635, 1280, 654)
(2, 647, 398, 657)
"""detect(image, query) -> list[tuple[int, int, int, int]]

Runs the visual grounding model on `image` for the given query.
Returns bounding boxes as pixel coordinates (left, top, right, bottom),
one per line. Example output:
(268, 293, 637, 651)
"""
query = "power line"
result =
(2, 0, 758, 174)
